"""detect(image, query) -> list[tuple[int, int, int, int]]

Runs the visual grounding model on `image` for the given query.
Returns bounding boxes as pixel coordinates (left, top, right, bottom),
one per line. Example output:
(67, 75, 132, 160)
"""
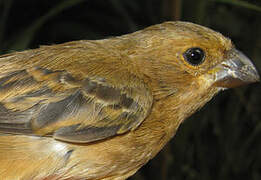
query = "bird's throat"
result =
(134, 86, 220, 158)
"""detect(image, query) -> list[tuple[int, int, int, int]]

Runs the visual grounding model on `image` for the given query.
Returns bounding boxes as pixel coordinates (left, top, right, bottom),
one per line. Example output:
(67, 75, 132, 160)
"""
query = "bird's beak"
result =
(213, 49, 260, 88)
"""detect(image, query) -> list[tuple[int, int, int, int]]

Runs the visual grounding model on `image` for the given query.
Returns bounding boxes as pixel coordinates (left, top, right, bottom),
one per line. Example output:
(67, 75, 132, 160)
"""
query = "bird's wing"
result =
(0, 46, 153, 143)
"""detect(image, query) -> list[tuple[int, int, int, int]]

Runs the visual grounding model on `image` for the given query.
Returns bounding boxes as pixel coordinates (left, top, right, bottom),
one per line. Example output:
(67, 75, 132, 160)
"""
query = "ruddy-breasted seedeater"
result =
(0, 21, 259, 180)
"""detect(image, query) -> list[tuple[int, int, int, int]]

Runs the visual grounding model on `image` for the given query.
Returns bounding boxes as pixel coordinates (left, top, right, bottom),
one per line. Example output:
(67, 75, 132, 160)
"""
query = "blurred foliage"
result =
(215, 0, 261, 12)
(0, 0, 260, 180)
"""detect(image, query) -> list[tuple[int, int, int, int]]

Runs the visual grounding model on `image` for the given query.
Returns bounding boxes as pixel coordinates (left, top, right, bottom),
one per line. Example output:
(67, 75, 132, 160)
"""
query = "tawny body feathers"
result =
(0, 21, 258, 179)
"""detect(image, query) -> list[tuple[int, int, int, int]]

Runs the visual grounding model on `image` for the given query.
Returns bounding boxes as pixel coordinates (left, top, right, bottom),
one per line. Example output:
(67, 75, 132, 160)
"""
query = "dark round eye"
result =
(183, 47, 205, 66)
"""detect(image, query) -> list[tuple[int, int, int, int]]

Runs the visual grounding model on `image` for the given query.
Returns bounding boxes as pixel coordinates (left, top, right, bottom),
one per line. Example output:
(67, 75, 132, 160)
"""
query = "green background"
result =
(0, 0, 260, 179)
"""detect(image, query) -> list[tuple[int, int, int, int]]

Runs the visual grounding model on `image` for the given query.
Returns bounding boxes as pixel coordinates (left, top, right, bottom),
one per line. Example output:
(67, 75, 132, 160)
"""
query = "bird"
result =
(0, 21, 259, 180)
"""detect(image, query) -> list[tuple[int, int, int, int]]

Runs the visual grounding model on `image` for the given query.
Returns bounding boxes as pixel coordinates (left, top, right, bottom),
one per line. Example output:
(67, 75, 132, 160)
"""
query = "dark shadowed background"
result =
(0, 0, 260, 179)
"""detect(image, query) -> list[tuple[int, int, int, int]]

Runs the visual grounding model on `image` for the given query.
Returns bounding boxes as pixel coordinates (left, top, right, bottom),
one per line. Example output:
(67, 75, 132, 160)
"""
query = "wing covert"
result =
(0, 65, 153, 143)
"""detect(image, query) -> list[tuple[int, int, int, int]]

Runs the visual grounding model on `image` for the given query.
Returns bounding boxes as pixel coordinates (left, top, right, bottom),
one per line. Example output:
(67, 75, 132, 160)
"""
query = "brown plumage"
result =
(0, 21, 259, 180)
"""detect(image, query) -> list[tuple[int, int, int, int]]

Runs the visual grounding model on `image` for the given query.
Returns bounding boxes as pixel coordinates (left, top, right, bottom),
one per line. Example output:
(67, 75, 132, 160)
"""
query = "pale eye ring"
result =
(183, 47, 205, 66)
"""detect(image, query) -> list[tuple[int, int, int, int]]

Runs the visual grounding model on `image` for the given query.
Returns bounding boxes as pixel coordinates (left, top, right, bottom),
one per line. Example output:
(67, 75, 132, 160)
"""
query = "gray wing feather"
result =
(0, 68, 153, 143)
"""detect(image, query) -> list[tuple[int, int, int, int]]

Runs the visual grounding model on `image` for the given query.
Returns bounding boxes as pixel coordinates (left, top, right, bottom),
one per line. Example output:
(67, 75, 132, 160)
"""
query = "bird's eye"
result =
(183, 47, 205, 66)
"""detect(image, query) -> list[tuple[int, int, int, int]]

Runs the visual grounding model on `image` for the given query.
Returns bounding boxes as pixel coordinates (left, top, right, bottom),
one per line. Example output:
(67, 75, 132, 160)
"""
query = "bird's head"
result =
(127, 21, 259, 99)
